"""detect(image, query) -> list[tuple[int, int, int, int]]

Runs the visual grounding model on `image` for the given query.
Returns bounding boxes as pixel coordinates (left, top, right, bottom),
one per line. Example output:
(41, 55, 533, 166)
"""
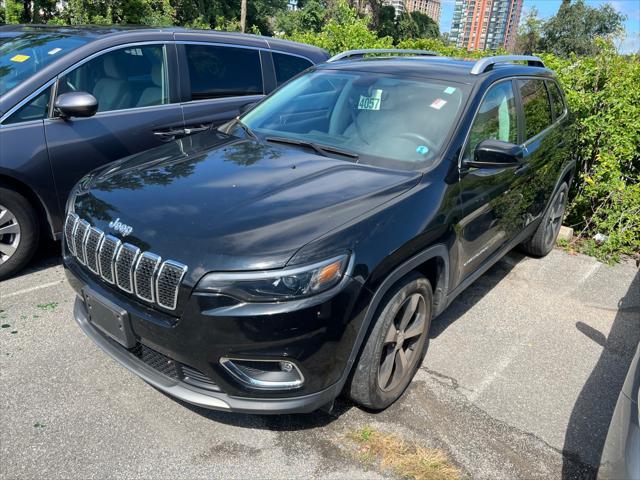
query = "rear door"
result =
(177, 42, 267, 132)
(44, 42, 184, 211)
(515, 78, 558, 223)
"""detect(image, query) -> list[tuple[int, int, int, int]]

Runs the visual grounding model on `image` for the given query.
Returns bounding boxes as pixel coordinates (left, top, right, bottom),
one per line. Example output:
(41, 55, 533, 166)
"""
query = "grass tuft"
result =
(347, 427, 461, 480)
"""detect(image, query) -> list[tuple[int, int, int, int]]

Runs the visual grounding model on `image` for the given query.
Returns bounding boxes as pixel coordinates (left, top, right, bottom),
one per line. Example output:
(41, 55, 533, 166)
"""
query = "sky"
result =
(438, 0, 640, 53)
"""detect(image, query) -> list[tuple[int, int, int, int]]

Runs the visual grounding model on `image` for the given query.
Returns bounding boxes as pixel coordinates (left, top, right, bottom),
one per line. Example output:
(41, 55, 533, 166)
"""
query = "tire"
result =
(520, 182, 569, 257)
(0, 188, 40, 280)
(347, 272, 433, 410)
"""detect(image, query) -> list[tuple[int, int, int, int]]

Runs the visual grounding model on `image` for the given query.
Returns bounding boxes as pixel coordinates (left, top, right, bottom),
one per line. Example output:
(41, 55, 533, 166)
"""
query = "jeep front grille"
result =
(64, 213, 188, 311)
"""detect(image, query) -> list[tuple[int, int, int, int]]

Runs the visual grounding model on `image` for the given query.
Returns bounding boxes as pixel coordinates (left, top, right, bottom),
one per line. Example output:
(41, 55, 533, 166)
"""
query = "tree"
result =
(540, 0, 626, 56)
(515, 7, 543, 54)
(275, 0, 326, 35)
(394, 11, 439, 42)
(376, 5, 396, 40)
(240, 0, 247, 31)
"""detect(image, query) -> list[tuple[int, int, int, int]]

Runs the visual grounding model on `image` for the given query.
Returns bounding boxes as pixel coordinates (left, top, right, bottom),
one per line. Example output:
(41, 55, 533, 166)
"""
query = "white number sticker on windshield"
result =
(358, 89, 383, 111)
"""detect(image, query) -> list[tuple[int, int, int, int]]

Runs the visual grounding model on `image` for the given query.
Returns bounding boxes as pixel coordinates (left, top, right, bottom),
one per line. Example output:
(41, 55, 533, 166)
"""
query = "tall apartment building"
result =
(406, 0, 441, 23)
(449, 0, 523, 51)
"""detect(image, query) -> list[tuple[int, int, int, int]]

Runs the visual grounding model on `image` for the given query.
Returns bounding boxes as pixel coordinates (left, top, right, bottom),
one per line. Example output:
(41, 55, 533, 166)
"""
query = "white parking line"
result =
(2, 280, 64, 299)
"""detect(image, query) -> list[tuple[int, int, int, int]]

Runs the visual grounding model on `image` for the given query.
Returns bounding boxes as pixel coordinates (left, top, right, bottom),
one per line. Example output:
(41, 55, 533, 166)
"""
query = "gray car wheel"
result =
(0, 188, 39, 280)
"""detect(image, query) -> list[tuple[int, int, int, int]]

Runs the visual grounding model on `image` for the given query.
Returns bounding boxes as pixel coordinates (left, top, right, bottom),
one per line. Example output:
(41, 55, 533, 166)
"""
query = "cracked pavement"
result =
(1, 243, 638, 479)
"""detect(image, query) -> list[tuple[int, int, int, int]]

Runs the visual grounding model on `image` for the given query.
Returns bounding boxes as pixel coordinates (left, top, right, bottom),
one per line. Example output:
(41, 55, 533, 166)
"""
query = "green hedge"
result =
(284, 6, 640, 262)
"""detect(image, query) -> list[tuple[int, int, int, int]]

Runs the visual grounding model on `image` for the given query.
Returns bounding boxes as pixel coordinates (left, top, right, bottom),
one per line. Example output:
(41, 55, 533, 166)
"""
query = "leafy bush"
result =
(541, 42, 639, 261)
(285, 22, 639, 261)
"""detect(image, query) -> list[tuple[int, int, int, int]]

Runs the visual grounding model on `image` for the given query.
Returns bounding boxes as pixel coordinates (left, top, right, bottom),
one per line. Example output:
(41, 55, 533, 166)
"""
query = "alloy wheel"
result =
(545, 188, 566, 248)
(377, 293, 427, 392)
(0, 204, 21, 265)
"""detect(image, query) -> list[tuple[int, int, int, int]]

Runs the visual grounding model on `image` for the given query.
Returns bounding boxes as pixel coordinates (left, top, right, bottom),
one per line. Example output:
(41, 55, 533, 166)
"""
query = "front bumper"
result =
(66, 258, 368, 414)
(74, 297, 343, 413)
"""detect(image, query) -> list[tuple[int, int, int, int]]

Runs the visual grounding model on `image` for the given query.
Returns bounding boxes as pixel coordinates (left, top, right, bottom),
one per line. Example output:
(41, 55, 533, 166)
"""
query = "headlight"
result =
(196, 254, 350, 302)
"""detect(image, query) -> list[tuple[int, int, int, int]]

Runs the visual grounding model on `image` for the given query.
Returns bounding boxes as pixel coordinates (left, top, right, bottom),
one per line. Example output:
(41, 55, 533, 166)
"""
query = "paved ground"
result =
(1, 242, 638, 479)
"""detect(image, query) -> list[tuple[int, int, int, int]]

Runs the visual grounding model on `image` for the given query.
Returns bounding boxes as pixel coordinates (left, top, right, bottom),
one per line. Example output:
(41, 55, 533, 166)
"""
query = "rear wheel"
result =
(347, 272, 432, 410)
(0, 188, 40, 280)
(520, 182, 568, 257)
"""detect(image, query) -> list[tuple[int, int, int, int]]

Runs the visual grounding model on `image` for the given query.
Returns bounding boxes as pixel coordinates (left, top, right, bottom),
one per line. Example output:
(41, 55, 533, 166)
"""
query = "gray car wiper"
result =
(227, 117, 259, 142)
(266, 136, 359, 160)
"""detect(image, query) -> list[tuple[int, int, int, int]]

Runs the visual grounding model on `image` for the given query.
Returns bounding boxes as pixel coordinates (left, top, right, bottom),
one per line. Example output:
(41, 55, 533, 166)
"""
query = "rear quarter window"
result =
(273, 52, 313, 86)
(547, 81, 566, 120)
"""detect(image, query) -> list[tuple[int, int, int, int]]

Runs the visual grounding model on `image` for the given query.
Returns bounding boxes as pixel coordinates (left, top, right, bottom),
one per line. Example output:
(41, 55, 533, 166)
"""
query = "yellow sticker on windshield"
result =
(358, 89, 383, 111)
(10, 54, 30, 63)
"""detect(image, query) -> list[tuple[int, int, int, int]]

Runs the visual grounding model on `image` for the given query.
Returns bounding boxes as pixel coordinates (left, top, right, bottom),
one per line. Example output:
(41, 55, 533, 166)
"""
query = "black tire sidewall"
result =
(348, 272, 433, 410)
(0, 188, 39, 280)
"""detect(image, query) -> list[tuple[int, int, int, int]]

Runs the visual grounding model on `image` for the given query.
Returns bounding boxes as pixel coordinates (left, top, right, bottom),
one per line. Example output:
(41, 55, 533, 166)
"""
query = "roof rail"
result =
(470, 55, 545, 75)
(327, 49, 438, 63)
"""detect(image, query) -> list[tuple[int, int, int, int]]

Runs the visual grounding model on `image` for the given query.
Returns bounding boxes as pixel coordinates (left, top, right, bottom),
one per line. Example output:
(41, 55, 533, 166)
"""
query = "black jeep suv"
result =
(63, 51, 573, 413)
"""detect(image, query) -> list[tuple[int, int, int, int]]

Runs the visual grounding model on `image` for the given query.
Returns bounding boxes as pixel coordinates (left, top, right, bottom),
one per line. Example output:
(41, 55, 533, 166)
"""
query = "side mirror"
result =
(464, 139, 524, 169)
(54, 92, 98, 119)
(239, 101, 257, 114)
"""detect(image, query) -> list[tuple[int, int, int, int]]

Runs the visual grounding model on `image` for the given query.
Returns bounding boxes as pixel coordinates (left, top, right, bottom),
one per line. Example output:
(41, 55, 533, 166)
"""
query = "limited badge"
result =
(358, 89, 383, 111)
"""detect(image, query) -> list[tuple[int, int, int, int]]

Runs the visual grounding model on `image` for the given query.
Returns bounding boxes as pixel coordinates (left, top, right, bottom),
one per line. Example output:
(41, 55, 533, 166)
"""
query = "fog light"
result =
(220, 358, 304, 390)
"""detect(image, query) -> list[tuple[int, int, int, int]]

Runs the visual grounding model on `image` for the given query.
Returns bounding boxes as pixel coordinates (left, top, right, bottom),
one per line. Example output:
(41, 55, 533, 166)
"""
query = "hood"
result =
(72, 130, 420, 281)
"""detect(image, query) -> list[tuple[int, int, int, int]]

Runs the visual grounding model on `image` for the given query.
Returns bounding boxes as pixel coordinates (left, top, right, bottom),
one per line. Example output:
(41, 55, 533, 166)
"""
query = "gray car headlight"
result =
(196, 254, 350, 302)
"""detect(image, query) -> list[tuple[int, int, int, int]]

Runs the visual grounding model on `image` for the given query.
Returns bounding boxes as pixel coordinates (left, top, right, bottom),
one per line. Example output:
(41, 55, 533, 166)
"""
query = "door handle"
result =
(183, 124, 211, 135)
(153, 128, 186, 141)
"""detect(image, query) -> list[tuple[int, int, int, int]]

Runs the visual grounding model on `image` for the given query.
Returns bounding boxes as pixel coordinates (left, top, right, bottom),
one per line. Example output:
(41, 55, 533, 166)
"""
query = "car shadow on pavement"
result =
(562, 268, 640, 479)
(429, 250, 526, 339)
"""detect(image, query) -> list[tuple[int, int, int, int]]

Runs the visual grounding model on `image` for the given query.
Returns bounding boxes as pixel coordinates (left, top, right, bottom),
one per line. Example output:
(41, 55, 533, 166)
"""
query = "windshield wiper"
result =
(265, 136, 359, 160)
(226, 117, 259, 142)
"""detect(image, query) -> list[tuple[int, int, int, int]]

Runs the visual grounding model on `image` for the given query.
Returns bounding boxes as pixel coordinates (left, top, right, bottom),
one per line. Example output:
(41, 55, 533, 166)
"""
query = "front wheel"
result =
(347, 272, 432, 410)
(0, 188, 40, 280)
(520, 182, 569, 257)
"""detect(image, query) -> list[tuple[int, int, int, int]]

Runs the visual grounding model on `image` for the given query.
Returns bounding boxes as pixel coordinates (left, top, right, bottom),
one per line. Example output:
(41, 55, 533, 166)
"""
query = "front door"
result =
(44, 43, 184, 213)
(455, 79, 531, 282)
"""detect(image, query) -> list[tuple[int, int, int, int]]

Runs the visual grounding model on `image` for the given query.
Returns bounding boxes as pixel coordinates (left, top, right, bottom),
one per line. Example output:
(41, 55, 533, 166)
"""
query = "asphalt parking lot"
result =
(1, 243, 638, 479)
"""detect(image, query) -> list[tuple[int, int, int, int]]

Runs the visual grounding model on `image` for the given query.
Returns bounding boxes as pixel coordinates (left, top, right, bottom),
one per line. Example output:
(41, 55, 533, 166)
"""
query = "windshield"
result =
(242, 69, 468, 170)
(0, 33, 91, 96)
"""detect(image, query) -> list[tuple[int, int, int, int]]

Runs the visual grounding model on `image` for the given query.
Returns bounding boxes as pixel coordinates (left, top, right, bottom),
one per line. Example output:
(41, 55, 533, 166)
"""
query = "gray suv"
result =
(0, 25, 328, 279)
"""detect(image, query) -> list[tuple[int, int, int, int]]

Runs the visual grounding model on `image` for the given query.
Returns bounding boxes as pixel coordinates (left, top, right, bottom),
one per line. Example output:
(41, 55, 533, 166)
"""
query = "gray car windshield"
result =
(0, 33, 91, 96)
(242, 69, 467, 170)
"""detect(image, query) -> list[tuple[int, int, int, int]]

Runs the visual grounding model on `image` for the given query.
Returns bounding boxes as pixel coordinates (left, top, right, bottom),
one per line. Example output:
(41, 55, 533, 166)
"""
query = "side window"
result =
(547, 81, 565, 120)
(57, 44, 169, 113)
(3, 88, 51, 125)
(518, 79, 553, 140)
(465, 81, 518, 158)
(273, 52, 313, 86)
(184, 45, 263, 100)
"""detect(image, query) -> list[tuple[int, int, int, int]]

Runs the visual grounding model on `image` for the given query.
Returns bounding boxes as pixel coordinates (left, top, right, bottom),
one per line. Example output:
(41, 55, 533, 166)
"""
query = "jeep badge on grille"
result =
(108, 218, 133, 237)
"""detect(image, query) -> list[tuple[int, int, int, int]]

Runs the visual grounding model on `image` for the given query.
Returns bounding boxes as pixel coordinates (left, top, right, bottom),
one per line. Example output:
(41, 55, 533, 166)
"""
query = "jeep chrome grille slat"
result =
(99, 235, 121, 284)
(64, 213, 79, 255)
(135, 253, 161, 302)
(84, 227, 104, 274)
(115, 243, 140, 293)
(74, 220, 90, 265)
(156, 261, 188, 310)
(65, 213, 187, 311)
